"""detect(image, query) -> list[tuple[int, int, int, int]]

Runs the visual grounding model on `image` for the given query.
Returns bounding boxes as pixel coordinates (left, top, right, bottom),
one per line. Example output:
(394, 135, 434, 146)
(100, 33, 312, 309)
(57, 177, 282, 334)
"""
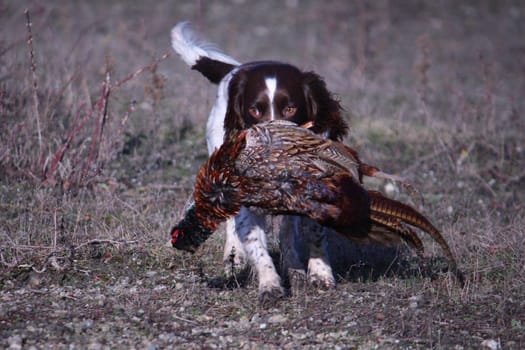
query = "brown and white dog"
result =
(171, 22, 349, 300)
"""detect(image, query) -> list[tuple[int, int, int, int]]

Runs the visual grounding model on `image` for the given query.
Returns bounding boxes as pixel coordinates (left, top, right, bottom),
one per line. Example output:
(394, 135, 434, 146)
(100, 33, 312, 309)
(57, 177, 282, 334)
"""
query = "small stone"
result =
(7, 335, 23, 350)
(268, 314, 287, 324)
(27, 273, 42, 289)
(481, 339, 501, 350)
(408, 295, 422, 309)
(374, 312, 386, 321)
(146, 270, 157, 277)
(81, 319, 94, 330)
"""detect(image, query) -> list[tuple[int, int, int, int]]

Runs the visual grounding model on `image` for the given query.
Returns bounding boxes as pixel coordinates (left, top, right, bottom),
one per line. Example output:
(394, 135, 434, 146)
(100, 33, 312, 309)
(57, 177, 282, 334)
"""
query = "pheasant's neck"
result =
(193, 161, 243, 229)
(192, 189, 241, 232)
(191, 203, 223, 233)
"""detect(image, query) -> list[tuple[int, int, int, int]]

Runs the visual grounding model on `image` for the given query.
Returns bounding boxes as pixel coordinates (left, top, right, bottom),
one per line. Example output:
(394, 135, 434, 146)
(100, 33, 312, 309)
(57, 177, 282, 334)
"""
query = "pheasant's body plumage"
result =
(171, 120, 458, 271)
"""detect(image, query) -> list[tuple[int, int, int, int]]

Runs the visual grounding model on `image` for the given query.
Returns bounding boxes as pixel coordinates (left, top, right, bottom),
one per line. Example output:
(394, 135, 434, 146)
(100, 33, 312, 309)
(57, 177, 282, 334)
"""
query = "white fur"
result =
(206, 69, 238, 154)
(264, 77, 277, 120)
(235, 207, 283, 295)
(171, 22, 240, 67)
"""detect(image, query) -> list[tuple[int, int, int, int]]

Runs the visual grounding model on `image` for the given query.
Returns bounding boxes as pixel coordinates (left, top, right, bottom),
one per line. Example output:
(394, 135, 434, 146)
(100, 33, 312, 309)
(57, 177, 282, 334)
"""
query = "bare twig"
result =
(135, 183, 193, 192)
(72, 239, 140, 251)
(25, 9, 42, 160)
(401, 146, 448, 177)
(53, 208, 59, 254)
(103, 99, 135, 165)
(80, 77, 110, 182)
(0, 123, 25, 162)
(112, 52, 170, 89)
(43, 103, 86, 182)
(97, 72, 112, 162)
(0, 244, 57, 250)
(172, 314, 200, 325)
(355, 0, 372, 76)
(0, 251, 19, 268)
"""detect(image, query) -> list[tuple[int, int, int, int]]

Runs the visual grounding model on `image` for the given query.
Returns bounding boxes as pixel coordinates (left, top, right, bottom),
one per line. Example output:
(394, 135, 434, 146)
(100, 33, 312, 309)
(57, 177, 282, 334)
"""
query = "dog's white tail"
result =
(171, 21, 240, 67)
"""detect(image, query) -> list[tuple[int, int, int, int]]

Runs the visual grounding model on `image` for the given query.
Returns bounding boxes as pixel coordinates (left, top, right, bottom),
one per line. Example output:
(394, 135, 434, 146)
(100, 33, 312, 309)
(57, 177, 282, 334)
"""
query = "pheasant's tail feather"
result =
(369, 212, 424, 256)
(368, 190, 464, 284)
(367, 190, 456, 264)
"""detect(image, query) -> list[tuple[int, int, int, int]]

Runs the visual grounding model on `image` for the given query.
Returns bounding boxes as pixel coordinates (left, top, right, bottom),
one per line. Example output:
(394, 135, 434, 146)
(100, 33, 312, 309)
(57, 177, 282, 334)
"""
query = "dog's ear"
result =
(224, 71, 247, 139)
(302, 71, 348, 141)
(302, 72, 319, 120)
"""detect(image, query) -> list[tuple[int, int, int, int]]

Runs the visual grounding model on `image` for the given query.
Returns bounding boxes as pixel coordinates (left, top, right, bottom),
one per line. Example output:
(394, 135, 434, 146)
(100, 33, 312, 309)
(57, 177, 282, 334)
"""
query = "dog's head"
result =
(224, 61, 347, 140)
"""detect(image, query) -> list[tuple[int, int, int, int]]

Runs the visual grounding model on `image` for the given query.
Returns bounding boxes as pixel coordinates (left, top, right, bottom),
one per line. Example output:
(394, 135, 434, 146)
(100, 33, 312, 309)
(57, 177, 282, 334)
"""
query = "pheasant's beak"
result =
(300, 121, 314, 129)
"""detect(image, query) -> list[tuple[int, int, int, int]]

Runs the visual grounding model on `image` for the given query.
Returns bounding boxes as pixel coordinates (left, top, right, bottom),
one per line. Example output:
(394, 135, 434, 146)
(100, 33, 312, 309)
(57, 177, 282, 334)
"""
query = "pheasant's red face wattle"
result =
(171, 228, 183, 245)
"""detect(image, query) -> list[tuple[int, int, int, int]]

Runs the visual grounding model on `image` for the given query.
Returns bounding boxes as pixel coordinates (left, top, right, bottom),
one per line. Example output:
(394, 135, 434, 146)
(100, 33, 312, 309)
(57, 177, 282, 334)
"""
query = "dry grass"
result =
(1, 0, 524, 348)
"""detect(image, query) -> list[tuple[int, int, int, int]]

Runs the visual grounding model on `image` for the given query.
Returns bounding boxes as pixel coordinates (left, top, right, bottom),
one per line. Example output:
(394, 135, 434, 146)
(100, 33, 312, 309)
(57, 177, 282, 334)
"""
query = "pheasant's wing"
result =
(242, 171, 371, 228)
(313, 141, 360, 181)
(237, 121, 361, 181)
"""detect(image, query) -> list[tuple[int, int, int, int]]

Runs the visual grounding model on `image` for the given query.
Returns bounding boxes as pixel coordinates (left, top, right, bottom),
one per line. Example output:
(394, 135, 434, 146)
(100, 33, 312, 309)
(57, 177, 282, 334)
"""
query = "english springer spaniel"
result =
(171, 22, 349, 301)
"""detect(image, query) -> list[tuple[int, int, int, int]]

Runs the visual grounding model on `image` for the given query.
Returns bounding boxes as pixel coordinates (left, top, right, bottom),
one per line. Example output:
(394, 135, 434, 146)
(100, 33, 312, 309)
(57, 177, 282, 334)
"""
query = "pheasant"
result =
(170, 120, 460, 282)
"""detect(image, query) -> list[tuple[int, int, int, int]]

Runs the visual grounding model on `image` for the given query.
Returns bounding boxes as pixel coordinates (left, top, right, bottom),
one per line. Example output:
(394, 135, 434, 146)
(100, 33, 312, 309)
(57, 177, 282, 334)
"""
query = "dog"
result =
(171, 22, 349, 300)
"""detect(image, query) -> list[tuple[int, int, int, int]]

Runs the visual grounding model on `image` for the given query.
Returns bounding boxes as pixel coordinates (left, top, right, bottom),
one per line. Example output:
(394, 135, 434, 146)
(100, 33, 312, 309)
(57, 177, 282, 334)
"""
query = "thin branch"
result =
(401, 146, 448, 177)
(172, 314, 201, 325)
(53, 208, 58, 254)
(43, 103, 86, 181)
(81, 78, 110, 182)
(0, 123, 25, 162)
(112, 52, 170, 89)
(0, 251, 19, 268)
(25, 9, 42, 161)
(104, 100, 135, 163)
(97, 72, 112, 162)
(72, 239, 140, 251)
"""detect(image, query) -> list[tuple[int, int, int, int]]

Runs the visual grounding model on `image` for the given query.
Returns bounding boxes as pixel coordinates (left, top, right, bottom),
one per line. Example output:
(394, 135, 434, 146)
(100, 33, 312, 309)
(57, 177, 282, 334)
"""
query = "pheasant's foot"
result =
(223, 246, 247, 278)
(288, 268, 307, 294)
(223, 257, 246, 278)
(258, 285, 285, 306)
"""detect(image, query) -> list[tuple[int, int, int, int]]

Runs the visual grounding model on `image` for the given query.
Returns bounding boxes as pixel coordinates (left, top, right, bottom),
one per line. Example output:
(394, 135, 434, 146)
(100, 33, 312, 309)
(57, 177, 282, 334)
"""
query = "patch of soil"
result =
(1, 255, 523, 349)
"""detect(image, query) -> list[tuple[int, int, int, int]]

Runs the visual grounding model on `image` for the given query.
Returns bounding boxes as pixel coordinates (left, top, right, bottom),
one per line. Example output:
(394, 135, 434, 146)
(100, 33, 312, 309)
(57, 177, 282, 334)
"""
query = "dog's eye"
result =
(248, 106, 262, 119)
(283, 105, 297, 118)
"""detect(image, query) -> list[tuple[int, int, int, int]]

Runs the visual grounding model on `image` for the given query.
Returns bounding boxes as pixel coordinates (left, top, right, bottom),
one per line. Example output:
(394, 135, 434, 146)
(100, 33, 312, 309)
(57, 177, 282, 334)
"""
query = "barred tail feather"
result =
(367, 190, 456, 264)
(369, 211, 424, 254)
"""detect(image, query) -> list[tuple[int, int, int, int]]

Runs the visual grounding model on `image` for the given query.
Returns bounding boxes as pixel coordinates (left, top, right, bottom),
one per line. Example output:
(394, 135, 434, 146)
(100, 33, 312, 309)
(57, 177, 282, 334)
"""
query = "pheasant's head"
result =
(170, 206, 213, 253)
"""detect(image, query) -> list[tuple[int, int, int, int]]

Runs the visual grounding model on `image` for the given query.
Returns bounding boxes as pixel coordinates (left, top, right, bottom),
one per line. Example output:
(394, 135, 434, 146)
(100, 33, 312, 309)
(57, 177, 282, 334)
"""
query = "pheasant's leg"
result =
(300, 218, 336, 289)
(279, 216, 307, 292)
(223, 218, 247, 276)
(236, 207, 284, 302)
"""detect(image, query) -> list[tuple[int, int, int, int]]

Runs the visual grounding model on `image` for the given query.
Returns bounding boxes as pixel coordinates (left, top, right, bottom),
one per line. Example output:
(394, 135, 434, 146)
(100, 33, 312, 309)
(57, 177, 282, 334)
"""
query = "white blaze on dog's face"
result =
(264, 77, 277, 120)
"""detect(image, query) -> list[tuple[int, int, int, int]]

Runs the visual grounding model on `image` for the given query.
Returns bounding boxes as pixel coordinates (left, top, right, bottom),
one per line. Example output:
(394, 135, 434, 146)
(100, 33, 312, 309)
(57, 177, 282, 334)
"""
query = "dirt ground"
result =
(1, 1, 524, 348)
